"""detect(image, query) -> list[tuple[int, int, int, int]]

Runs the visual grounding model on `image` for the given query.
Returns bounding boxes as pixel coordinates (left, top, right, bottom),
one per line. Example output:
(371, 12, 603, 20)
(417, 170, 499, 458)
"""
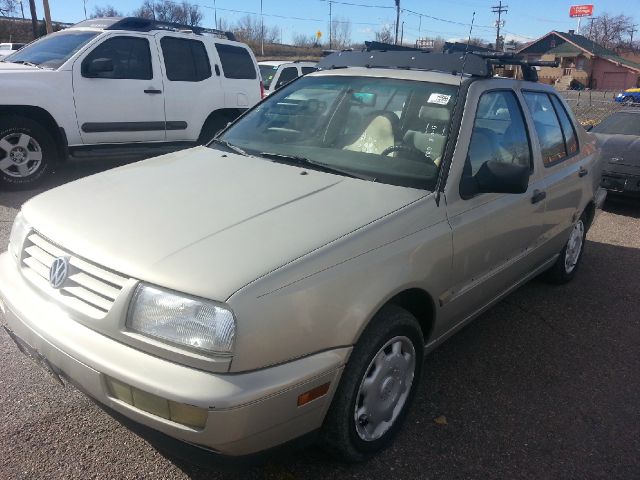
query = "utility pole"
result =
(394, 0, 400, 45)
(588, 17, 595, 40)
(19, 0, 25, 19)
(400, 20, 404, 45)
(630, 24, 638, 47)
(491, 1, 507, 52)
(42, 0, 53, 33)
(27, 0, 37, 39)
(329, 0, 332, 49)
(213, 0, 217, 29)
(260, 0, 264, 57)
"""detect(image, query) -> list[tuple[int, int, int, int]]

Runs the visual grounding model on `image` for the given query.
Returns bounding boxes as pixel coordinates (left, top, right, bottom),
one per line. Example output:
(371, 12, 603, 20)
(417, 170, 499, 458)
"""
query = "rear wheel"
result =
(0, 116, 57, 188)
(320, 305, 424, 462)
(542, 215, 586, 284)
(198, 112, 236, 145)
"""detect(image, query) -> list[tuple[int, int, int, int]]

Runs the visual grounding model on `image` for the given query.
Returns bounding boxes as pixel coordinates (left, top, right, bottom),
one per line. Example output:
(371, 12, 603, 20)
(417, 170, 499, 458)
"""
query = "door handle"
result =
(531, 189, 547, 204)
(578, 167, 589, 177)
(144, 89, 162, 94)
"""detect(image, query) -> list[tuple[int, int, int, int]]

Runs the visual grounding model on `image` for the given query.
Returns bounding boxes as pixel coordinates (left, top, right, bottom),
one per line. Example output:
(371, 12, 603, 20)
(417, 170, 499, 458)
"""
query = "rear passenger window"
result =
(523, 92, 568, 166)
(550, 95, 578, 156)
(161, 37, 211, 82)
(465, 90, 532, 177)
(83, 36, 152, 80)
(215, 44, 257, 79)
(275, 67, 298, 88)
(301, 66, 317, 75)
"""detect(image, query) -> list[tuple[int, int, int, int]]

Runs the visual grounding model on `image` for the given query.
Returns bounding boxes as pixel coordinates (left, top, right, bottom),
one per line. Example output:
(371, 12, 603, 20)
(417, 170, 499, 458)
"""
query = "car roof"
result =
(259, 61, 316, 67)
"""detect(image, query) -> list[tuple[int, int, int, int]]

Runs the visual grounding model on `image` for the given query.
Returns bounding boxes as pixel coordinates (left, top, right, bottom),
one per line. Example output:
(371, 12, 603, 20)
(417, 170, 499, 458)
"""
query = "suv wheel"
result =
(0, 116, 57, 188)
(542, 215, 586, 284)
(320, 305, 424, 462)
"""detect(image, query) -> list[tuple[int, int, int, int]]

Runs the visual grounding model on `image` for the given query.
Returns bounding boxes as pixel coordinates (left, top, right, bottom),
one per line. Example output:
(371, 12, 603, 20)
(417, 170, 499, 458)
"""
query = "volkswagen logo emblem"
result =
(49, 256, 69, 289)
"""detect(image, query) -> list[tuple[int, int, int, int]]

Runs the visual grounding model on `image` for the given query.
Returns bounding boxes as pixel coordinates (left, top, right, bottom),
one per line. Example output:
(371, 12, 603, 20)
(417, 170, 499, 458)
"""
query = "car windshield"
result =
(3, 31, 99, 69)
(218, 75, 459, 189)
(592, 113, 640, 136)
(259, 64, 278, 89)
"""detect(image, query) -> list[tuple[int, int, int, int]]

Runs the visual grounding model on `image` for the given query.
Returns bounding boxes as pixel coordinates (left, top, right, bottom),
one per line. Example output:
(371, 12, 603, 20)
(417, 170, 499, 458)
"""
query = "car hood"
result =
(0, 61, 42, 71)
(23, 147, 426, 301)
(594, 133, 640, 167)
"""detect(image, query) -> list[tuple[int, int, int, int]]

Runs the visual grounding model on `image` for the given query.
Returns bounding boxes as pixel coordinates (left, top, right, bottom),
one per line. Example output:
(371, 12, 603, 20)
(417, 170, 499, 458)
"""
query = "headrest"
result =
(419, 105, 451, 123)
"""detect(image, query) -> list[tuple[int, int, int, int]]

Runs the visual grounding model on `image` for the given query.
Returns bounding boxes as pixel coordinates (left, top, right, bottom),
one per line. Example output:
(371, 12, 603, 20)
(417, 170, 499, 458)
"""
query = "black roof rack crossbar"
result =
(317, 50, 559, 82)
(72, 17, 236, 41)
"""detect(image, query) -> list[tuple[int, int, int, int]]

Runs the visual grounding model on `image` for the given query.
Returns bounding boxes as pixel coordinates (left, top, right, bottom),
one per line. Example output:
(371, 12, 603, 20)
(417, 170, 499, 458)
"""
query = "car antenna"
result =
(435, 12, 475, 207)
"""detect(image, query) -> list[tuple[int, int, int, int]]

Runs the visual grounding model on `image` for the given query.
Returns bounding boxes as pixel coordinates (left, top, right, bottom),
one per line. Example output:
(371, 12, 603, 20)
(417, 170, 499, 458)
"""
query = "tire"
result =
(0, 115, 57, 188)
(542, 214, 587, 284)
(320, 305, 424, 462)
(198, 113, 235, 145)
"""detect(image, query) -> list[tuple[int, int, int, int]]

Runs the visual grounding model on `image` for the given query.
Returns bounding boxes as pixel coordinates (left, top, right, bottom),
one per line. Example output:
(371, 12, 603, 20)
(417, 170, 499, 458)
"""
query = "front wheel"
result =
(542, 216, 586, 284)
(320, 305, 424, 462)
(0, 116, 57, 188)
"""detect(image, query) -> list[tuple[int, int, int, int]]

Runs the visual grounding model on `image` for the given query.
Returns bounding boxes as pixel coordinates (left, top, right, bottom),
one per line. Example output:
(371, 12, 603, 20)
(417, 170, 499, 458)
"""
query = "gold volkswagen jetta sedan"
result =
(1, 51, 606, 461)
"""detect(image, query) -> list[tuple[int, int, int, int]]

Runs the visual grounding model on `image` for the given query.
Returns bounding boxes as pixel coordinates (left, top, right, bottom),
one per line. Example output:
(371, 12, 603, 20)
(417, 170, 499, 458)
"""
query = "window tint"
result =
(465, 90, 532, 177)
(83, 36, 151, 80)
(523, 91, 567, 165)
(301, 66, 317, 75)
(550, 95, 578, 156)
(215, 44, 257, 79)
(276, 67, 299, 88)
(161, 37, 211, 82)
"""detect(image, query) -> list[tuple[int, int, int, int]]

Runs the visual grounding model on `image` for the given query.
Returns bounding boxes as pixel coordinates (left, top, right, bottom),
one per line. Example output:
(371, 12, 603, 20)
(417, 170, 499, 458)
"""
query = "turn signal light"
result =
(297, 382, 330, 407)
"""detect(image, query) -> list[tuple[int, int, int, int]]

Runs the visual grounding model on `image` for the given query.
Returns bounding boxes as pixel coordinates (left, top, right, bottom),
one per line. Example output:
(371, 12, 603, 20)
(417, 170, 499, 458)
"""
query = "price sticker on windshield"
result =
(427, 93, 451, 105)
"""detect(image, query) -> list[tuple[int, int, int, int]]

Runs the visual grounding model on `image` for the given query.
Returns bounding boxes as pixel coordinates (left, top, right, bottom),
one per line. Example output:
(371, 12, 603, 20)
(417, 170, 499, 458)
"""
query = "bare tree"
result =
(90, 5, 123, 18)
(132, 0, 203, 27)
(588, 13, 634, 49)
(374, 25, 394, 44)
(292, 33, 317, 48)
(0, 0, 18, 17)
(330, 17, 351, 49)
(233, 15, 278, 45)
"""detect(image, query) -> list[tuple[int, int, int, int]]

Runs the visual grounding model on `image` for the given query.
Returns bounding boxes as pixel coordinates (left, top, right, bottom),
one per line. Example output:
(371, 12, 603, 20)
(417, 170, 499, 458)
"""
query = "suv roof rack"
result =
(317, 50, 558, 82)
(71, 17, 236, 41)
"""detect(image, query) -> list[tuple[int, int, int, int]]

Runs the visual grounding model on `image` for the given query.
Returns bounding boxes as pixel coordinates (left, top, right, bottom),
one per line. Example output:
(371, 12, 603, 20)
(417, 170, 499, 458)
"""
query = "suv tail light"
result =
(260, 80, 265, 99)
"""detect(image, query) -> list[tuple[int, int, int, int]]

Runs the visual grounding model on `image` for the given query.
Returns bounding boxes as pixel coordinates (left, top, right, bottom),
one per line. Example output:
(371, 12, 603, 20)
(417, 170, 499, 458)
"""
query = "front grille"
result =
(21, 232, 129, 318)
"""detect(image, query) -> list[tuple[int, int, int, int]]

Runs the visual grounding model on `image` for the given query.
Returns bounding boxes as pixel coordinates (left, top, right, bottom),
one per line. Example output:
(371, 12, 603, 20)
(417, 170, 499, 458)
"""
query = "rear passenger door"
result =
(444, 88, 548, 319)
(274, 66, 299, 90)
(521, 91, 587, 256)
(157, 34, 222, 142)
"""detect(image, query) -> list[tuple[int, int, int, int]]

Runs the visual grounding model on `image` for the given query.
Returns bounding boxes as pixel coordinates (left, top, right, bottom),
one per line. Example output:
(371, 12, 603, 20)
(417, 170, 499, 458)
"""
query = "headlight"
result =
(8, 211, 31, 261)
(127, 284, 236, 354)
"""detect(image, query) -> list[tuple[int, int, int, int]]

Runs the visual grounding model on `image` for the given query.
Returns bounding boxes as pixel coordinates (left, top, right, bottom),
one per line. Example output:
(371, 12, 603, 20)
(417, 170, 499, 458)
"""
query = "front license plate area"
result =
(601, 176, 627, 192)
(3, 326, 65, 386)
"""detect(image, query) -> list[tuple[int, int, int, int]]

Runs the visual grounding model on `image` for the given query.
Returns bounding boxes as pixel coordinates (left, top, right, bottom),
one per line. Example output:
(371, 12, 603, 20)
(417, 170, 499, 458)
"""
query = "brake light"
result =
(260, 80, 265, 99)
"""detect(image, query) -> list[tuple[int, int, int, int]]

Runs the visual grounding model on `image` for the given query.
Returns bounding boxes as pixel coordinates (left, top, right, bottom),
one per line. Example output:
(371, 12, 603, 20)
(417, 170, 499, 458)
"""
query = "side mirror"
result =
(85, 57, 113, 77)
(462, 161, 529, 197)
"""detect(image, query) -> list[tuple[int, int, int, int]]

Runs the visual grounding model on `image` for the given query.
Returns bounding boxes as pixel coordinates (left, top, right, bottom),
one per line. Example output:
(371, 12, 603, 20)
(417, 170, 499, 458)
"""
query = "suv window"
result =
(215, 44, 257, 79)
(523, 91, 570, 166)
(82, 36, 152, 80)
(161, 37, 211, 82)
(301, 66, 317, 75)
(276, 67, 299, 88)
(465, 90, 532, 177)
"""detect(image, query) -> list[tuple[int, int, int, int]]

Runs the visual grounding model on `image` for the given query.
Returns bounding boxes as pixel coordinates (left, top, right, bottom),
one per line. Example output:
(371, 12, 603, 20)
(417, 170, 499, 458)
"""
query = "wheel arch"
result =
(199, 108, 244, 140)
(583, 200, 596, 231)
(0, 105, 67, 160)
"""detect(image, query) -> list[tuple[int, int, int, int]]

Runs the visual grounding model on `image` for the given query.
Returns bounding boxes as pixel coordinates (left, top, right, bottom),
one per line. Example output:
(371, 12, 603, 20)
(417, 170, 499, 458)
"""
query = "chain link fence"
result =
(558, 90, 628, 128)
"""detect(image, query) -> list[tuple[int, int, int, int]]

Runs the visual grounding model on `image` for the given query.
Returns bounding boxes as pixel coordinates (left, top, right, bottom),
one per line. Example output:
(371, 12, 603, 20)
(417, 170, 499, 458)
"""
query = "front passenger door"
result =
(73, 35, 166, 144)
(443, 89, 547, 319)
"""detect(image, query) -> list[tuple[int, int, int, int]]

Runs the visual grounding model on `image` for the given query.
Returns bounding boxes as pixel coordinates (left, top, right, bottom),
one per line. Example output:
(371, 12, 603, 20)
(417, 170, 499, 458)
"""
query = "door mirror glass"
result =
(86, 58, 114, 76)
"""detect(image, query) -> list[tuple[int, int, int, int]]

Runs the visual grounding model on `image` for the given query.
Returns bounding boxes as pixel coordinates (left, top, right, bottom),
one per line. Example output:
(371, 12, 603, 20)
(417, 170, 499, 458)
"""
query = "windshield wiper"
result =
(10, 60, 41, 68)
(258, 152, 375, 181)
(210, 138, 250, 157)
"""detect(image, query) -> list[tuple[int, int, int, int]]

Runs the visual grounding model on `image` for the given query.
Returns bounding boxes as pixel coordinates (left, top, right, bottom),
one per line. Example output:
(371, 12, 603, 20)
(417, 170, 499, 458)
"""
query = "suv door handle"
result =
(531, 190, 547, 204)
(578, 167, 589, 177)
(144, 89, 162, 94)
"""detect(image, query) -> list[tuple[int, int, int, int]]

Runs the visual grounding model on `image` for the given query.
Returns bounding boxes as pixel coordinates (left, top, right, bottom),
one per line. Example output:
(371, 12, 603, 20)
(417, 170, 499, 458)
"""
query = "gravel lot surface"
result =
(1, 159, 639, 479)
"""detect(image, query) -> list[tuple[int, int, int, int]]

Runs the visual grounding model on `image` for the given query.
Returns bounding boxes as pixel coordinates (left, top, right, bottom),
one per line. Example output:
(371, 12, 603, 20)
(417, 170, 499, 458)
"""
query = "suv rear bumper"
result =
(0, 253, 348, 456)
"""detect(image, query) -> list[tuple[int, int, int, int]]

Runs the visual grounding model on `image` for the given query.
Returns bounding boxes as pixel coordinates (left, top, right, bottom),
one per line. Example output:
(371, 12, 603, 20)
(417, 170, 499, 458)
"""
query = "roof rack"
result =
(71, 17, 236, 41)
(316, 50, 559, 82)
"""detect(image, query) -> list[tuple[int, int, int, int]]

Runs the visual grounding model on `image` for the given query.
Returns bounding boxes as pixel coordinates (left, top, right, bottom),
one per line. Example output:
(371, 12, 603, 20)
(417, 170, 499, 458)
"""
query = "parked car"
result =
(0, 17, 262, 188)
(258, 60, 317, 95)
(592, 109, 640, 196)
(614, 88, 640, 104)
(1, 51, 606, 462)
(0, 42, 25, 59)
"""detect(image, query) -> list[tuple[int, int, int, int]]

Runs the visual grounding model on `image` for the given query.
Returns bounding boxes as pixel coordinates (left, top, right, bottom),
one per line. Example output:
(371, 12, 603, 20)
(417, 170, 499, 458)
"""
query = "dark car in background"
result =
(592, 110, 640, 196)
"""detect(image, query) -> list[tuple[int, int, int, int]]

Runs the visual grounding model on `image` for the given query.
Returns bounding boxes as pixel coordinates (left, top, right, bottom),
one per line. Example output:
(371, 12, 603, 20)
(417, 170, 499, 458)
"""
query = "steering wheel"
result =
(381, 144, 435, 164)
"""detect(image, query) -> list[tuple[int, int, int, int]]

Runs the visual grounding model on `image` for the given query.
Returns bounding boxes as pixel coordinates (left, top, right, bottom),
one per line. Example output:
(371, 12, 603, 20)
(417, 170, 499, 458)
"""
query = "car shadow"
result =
(152, 238, 640, 479)
(603, 195, 640, 218)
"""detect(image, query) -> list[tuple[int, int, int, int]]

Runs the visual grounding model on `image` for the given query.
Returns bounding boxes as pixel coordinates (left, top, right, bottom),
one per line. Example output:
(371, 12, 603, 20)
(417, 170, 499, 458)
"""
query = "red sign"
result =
(569, 5, 594, 17)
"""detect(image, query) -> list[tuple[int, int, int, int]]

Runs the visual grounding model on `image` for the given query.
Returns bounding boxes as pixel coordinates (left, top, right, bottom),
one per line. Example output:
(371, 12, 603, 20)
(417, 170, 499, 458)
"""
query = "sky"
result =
(46, 0, 640, 46)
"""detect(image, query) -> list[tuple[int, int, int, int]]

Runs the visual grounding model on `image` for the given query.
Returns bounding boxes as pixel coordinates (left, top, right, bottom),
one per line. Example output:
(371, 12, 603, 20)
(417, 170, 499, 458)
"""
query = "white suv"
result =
(0, 43, 25, 59)
(259, 60, 317, 95)
(0, 17, 262, 187)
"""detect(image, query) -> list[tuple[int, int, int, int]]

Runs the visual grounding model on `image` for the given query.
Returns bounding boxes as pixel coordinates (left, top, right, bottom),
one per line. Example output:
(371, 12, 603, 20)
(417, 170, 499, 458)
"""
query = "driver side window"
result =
(82, 36, 152, 80)
(464, 90, 532, 177)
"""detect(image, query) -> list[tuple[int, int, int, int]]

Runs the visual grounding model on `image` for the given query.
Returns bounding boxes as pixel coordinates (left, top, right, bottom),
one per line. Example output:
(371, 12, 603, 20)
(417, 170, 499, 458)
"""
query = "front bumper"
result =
(601, 171, 640, 196)
(0, 253, 349, 456)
